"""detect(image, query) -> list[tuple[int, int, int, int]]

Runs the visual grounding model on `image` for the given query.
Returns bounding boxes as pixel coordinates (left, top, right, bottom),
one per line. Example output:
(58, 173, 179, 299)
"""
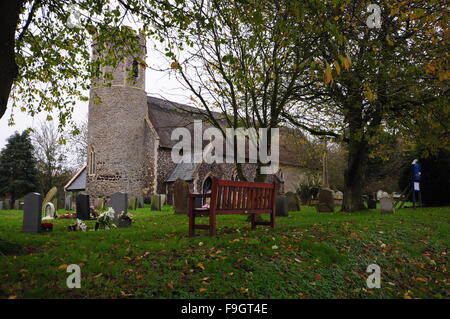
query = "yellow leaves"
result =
(414, 277, 427, 282)
(199, 287, 208, 292)
(363, 82, 377, 102)
(386, 35, 395, 46)
(338, 55, 351, 70)
(324, 65, 333, 85)
(8, 296, 17, 299)
(58, 264, 68, 270)
(333, 61, 341, 75)
(170, 61, 180, 69)
(46, 115, 53, 121)
(438, 71, 449, 81)
(196, 262, 205, 271)
(137, 58, 147, 68)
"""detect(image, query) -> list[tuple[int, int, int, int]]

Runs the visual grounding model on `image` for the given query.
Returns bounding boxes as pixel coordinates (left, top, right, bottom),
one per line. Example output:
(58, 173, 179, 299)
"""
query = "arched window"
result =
(89, 148, 96, 175)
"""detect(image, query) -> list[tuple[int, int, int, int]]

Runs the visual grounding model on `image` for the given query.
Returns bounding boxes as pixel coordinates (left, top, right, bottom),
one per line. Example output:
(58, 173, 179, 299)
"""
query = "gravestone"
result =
(4, 199, 11, 210)
(23, 192, 43, 233)
(64, 195, 72, 210)
(137, 197, 144, 208)
(44, 202, 56, 218)
(316, 188, 334, 213)
(173, 179, 189, 214)
(285, 192, 301, 212)
(14, 200, 20, 210)
(380, 198, 394, 214)
(0, 201, 3, 210)
(18, 199, 25, 210)
(367, 194, 377, 209)
(276, 194, 289, 217)
(93, 198, 104, 210)
(160, 194, 166, 206)
(111, 192, 128, 221)
(76, 194, 90, 220)
(150, 194, 162, 211)
(128, 197, 138, 211)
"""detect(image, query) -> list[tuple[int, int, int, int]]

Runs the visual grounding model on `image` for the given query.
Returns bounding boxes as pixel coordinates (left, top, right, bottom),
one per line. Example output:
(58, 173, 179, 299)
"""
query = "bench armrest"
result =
(187, 193, 211, 198)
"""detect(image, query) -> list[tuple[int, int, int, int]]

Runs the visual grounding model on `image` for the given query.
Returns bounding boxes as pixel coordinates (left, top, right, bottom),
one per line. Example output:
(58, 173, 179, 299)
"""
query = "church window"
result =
(89, 148, 96, 175)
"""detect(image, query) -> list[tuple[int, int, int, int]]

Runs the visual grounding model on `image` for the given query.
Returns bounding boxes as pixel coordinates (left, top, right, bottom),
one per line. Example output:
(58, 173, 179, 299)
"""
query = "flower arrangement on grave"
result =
(41, 222, 53, 232)
(95, 208, 117, 230)
(89, 206, 99, 219)
(59, 212, 77, 219)
(202, 203, 210, 209)
(119, 211, 133, 222)
(68, 219, 88, 232)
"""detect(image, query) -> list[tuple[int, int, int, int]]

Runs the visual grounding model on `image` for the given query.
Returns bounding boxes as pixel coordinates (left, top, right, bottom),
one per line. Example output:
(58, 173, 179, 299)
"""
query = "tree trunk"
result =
(342, 138, 368, 212)
(0, 0, 24, 120)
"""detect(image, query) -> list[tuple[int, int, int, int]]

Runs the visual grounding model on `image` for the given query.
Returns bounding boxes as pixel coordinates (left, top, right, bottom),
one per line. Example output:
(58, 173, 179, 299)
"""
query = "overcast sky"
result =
(0, 41, 190, 150)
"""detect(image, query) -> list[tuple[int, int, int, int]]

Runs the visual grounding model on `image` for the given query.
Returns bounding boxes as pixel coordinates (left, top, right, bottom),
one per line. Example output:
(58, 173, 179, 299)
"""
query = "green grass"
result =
(0, 205, 448, 299)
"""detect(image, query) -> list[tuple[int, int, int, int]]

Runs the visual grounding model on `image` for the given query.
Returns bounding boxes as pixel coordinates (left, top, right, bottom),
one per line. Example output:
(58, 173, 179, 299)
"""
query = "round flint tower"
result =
(86, 30, 147, 199)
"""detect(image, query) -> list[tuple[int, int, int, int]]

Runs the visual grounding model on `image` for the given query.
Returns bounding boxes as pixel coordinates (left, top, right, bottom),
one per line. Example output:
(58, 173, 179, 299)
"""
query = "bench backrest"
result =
(210, 178, 278, 214)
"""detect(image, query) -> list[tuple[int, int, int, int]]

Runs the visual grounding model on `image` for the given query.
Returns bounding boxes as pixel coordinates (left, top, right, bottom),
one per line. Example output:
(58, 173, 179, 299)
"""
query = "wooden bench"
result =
(187, 177, 278, 236)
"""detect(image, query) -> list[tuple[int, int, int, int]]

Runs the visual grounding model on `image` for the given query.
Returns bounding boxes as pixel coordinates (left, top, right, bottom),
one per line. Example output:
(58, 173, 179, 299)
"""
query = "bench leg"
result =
(250, 213, 256, 230)
(209, 211, 216, 236)
(188, 198, 195, 237)
(270, 211, 275, 228)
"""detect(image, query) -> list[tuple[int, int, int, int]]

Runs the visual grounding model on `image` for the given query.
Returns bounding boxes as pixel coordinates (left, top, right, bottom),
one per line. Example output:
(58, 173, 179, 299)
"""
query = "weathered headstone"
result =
(285, 191, 301, 212)
(64, 195, 72, 210)
(316, 188, 334, 213)
(18, 200, 25, 210)
(128, 197, 138, 211)
(4, 199, 11, 210)
(380, 198, 394, 214)
(23, 192, 43, 233)
(93, 198, 104, 210)
(111, 192, 127, 221)
(150, 194, 162, 211)
(276, 194, 289, 217)
(14, 200, 20, 210)
(137, 197, 144, 208)
(76, 194, 90, 220)
(0, 201, 3, 210)
(160, 194, 166, 206)
(44, 202, 56, 218)
(173, 179, 189, 214)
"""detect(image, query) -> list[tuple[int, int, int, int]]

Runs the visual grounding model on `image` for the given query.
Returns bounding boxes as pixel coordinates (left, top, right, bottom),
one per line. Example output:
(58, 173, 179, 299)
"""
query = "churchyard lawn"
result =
(0, 206, 448, 299)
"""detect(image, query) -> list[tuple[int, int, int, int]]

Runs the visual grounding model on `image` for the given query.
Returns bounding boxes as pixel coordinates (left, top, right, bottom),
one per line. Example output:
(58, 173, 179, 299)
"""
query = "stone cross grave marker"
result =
(111, 192, 128, 221)
(380, 198, 394, 214)
(23, 192, 43, 233)
(173, 179, 189, 214)
(316, 188, 334, 213)
(76, 194, 90, 220)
